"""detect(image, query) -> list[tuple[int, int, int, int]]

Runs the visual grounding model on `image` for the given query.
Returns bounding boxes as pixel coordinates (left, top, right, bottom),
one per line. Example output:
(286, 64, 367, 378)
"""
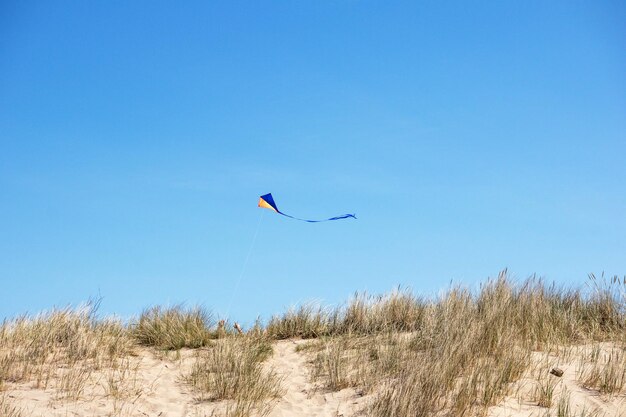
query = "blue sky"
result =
(1, 1, 625, 323)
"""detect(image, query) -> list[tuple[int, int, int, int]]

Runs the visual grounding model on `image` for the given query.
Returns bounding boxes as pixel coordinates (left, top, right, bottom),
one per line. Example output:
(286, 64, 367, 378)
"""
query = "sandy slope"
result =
(6, 348, 205, 417)
(3, 341, 625, 417)
(266, 340, 369, 417)
(488, 348, 626, 417)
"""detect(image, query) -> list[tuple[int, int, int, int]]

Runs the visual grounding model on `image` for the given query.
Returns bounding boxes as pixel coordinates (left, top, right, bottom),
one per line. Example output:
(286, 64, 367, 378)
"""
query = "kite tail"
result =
(278, 212, 356, 223)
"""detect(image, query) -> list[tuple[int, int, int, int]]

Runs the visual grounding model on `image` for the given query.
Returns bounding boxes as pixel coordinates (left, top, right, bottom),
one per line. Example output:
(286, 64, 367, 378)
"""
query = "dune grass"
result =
(265, 289, 426, 339)
(0, 393, 23, 417)
(184, 335, 283, 417)
(292, 272, 625, 417)
(269, 273, 624, 344)
(0, 300, 135, 400)
(0, 271, 624, 416)
(577, 344, 626, 395)
(367, 274, 625, 416)
(131, 305, 215, 350)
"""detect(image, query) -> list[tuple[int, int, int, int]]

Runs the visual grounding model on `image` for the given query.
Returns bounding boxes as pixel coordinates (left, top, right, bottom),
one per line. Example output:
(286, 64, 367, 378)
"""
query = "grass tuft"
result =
(185, 335, 282, 417)
(578, 345, 626, 395)
(0, 393, 23, 417)
(132, 305, 214, 350)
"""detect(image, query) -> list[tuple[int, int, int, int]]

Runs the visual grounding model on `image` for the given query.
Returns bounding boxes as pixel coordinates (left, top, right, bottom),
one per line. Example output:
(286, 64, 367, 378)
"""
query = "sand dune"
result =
(3, 340, 625, 417)
(4, 340, 367, 417)
(3, 278, 625, 416)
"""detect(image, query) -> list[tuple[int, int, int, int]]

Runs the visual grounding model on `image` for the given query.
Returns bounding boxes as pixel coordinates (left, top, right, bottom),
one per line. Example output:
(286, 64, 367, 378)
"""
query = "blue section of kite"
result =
(258, 193, 356, 223)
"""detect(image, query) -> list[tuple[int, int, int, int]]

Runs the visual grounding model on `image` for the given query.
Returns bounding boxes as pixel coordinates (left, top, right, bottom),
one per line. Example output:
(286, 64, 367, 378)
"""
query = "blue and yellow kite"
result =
(258, 193, 356, 223)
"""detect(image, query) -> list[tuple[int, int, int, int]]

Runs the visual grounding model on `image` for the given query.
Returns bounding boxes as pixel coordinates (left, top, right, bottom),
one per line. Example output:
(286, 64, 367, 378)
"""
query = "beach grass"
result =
(0, 271, 624, 417)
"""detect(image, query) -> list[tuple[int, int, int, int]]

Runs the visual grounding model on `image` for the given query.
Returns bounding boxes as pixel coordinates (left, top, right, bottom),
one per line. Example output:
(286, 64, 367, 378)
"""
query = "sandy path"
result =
(129, 350, 191, 417)
(266, 340, 369, 417)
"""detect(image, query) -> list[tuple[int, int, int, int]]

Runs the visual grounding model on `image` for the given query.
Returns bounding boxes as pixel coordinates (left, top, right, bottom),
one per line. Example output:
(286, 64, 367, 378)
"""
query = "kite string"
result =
(224, 210, 264, 320)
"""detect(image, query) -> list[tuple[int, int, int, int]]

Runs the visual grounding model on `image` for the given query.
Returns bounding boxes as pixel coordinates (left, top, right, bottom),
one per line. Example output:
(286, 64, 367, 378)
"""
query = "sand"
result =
(266, 340, 369, 417)
(3, 341, 625, 417)
(488, 346, 626, 417)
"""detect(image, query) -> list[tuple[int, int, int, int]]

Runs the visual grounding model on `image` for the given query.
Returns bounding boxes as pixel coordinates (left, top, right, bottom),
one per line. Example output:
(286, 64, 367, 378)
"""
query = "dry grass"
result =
(266, 289, 426, 339)
(539, 388, 602, 417)
(290, 272, 625, 417)
(0, 393, 23, 417)
(577, 344, 626, 395)
(131, 305, 215, 350)
(268, 273, 625, 345)
(184, 335, 282, 417)
(367, 273, 624, 417)
(265, 304, 332, 339)
(0, 271, 624, 416)
(533, 371, 560, 408)
(0, 300, 135, 400)
(312, 337, 354, 391)
(101, 356, 144, 401)
(306, 333, 407, 394)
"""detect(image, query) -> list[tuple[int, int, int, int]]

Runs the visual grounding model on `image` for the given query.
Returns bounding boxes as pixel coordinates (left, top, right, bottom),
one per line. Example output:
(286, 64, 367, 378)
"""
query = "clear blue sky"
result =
(1, 1, 625, 323)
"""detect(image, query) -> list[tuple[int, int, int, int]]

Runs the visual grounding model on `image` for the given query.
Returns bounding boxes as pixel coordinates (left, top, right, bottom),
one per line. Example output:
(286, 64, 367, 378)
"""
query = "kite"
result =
(258, 193, 356, 223)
